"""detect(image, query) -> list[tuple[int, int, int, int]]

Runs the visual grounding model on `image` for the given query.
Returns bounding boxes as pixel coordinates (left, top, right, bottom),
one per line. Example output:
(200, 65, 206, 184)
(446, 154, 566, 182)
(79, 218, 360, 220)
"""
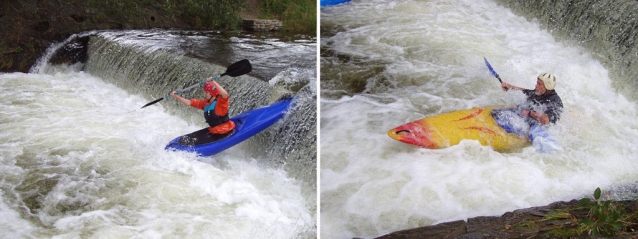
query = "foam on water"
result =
(0, 70, 314, 238)
(321, 0, 638, 238)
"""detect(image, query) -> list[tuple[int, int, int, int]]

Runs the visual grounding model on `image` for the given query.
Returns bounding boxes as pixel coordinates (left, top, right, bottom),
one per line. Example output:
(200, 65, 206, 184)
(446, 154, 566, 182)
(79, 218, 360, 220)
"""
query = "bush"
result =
(86, 0, 245, 30)
(261, 0, 316, 33)
(174, 0, 244, 29)
(578, 187, 625, 237)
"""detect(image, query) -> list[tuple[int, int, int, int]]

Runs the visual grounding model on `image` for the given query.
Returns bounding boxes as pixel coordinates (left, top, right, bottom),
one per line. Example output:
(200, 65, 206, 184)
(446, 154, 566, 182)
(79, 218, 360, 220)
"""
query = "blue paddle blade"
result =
(484, 57, 504, 84)
(484, 57, 499, 78)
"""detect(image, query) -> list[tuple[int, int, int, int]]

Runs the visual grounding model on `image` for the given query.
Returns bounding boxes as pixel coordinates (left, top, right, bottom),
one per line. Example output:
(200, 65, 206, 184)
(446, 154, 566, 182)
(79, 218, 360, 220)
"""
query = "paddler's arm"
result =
(521, 110, 550, 125)
(170, 91, 192, 106)
(206, 78, 229, 99)
(529, 111, 550, 125)
(501, 82, 525, 91)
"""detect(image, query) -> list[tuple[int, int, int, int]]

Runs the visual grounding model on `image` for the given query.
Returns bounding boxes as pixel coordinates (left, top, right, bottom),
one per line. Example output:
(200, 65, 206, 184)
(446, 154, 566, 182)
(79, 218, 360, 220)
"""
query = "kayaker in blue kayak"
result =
(170, 78, 235, 135)
(500, 73, 563, 125)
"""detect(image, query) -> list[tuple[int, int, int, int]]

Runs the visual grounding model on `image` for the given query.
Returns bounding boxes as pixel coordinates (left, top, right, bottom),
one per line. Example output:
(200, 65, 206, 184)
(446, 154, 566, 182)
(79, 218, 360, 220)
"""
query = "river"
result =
(1, 30, 316, 238)
(320, 0, 638, 238)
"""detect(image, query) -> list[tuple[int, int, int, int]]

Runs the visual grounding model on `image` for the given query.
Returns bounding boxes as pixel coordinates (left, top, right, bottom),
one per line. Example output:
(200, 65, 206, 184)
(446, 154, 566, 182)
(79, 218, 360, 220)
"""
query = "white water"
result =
(320, 0, 638, 238)
(0, 68, 314, 238)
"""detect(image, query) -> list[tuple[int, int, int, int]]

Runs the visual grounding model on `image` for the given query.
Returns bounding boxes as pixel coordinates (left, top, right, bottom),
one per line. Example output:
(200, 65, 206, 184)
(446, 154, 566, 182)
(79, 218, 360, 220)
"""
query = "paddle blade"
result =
(484, 57, 503, 83)
(222, 59, 252, 77)
(141, 97, 164, 109)
(484, 57, 498, 77)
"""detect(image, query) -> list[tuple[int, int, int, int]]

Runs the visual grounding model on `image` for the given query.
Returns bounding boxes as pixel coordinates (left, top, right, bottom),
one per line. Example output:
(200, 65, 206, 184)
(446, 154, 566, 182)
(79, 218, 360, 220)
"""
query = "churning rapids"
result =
(0, 30, 316, 238)
(320, 0, 638, 238)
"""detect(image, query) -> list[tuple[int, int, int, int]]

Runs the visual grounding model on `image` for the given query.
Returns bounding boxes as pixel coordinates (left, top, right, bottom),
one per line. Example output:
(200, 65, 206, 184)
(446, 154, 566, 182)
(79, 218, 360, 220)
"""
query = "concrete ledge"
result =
(242, 19, 283, 31)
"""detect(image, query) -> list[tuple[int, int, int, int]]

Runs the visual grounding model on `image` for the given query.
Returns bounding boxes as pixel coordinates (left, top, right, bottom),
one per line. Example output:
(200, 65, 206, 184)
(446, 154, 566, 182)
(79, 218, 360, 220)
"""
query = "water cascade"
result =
(73, 31, 316, 190)
(494, 0, 638, 101)
(2, 29, 316, 238)
(320, 0, 638, 238)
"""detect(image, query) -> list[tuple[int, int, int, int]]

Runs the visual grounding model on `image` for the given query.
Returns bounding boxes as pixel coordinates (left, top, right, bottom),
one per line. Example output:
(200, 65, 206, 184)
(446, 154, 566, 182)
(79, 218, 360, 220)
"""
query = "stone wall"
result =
(243, 19, 283, 31)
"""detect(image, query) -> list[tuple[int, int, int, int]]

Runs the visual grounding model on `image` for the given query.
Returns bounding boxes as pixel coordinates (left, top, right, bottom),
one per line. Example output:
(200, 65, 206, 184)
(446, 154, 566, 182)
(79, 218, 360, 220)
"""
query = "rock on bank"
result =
(375, 200, 638, 238)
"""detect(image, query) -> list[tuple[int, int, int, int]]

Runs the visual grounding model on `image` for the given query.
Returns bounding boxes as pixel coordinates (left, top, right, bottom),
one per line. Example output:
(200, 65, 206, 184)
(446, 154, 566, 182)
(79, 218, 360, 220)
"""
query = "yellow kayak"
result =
(387, 107, 530, 151)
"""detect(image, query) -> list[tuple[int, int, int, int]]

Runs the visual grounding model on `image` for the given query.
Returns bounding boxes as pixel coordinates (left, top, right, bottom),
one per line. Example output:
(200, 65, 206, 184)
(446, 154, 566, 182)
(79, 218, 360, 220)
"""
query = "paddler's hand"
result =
(529, 110, 550, 125)
(205, 77, 217, 86)
(523, 110, 550, 125)
(501, 82, 512, 91)
(501, 82, 524, 91)
(205, 78, 219, 89)
(205, 77, 217, 85)
(170, 91, 192, 106)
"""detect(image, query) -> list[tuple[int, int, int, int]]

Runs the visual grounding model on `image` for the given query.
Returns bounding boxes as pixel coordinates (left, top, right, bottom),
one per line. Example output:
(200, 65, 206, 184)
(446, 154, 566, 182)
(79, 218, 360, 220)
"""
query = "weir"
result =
(493, 0, 638, 101)
(42, 31, 317, 190)
(84, 36, 272, 123)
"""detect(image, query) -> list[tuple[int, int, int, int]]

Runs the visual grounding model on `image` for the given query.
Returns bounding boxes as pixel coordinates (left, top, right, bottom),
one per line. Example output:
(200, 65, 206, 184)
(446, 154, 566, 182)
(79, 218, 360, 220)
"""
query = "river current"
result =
(0, 31, 316, 238)
(320, 0, 638, 238)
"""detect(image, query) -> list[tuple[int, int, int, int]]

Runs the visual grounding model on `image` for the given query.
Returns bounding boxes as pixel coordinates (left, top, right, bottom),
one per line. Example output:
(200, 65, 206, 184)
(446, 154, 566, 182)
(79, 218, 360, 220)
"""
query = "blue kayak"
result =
(491, 108, 561, 153)
(321, 0, 350, 6)
(165, 97, 293, 156)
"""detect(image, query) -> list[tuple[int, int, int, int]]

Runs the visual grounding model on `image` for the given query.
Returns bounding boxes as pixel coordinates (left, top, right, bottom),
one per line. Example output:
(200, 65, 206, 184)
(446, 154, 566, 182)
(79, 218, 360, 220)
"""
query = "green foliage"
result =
(541, 211, 573, 221)
(577, 187, 625, 237)
(80, 0, 314, 32)
(85, 0, 245, 30)
(260, 0, 316, 33)
(86, 0, 153, 18)
(547, 228, 579, 238)
(173, 0, 244, 30)
(513, 221, 536, 228)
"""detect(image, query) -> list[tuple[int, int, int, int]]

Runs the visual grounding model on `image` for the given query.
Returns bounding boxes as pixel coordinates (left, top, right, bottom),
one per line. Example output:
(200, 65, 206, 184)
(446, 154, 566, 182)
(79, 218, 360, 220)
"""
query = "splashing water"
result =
(320, 0, 638, 238)
(0, 69, 314, 238)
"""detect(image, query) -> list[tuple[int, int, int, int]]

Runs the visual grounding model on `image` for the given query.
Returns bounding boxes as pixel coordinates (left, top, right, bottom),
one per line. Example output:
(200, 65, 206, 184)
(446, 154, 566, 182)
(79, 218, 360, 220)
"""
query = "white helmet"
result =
(538, 73, 556, 90)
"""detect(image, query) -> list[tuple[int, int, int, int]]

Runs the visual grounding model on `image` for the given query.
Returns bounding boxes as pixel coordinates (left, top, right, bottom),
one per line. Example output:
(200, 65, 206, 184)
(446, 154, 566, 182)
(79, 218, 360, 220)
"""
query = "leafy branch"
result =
(577, 187, 625, 237)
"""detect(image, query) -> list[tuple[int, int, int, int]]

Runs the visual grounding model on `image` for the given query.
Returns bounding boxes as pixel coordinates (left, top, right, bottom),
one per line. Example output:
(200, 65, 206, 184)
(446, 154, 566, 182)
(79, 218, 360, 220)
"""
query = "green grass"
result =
(547, 228, 579, 238)
(83, 0, 314, 33)
(260, 0, 316, 33)
(85, 0, 244, 30)
(171, 0, 244, 30)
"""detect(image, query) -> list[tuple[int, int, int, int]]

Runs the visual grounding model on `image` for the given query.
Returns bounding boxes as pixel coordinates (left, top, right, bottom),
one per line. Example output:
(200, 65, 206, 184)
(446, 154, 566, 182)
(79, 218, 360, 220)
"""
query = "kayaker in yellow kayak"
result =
(499, 73, 564, 126)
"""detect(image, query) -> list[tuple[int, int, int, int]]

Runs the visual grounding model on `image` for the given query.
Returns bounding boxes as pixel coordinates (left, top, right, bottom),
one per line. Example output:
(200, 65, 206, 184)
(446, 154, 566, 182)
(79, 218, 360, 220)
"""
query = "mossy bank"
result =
(0, 0, 316, 73)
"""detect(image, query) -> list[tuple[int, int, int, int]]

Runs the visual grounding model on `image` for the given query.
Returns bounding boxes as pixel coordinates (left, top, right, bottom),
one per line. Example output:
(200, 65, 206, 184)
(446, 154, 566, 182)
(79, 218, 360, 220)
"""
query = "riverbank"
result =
(374, 1, 638, 238)
(376, 198, 638, 238)
(0, 0, 315, 73)
(319, 0, 638, 238)
(377, 187, 638, 238)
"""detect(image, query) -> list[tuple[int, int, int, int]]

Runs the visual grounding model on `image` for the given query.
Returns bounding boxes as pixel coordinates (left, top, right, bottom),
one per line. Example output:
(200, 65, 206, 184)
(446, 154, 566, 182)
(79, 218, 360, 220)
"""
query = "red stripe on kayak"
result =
(462, 126, 496, 135)
(455, 108, 483, 121)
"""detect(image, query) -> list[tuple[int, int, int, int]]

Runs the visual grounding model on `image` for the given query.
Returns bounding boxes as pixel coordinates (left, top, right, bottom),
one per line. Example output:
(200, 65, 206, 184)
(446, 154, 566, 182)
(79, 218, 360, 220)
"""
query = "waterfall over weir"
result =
(2, 29, 316, 238)
(44, 30, 317, 193)
(494, 0, 638, 101)
(320, 0, 638, 237)
(84, 36, 272, 127)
